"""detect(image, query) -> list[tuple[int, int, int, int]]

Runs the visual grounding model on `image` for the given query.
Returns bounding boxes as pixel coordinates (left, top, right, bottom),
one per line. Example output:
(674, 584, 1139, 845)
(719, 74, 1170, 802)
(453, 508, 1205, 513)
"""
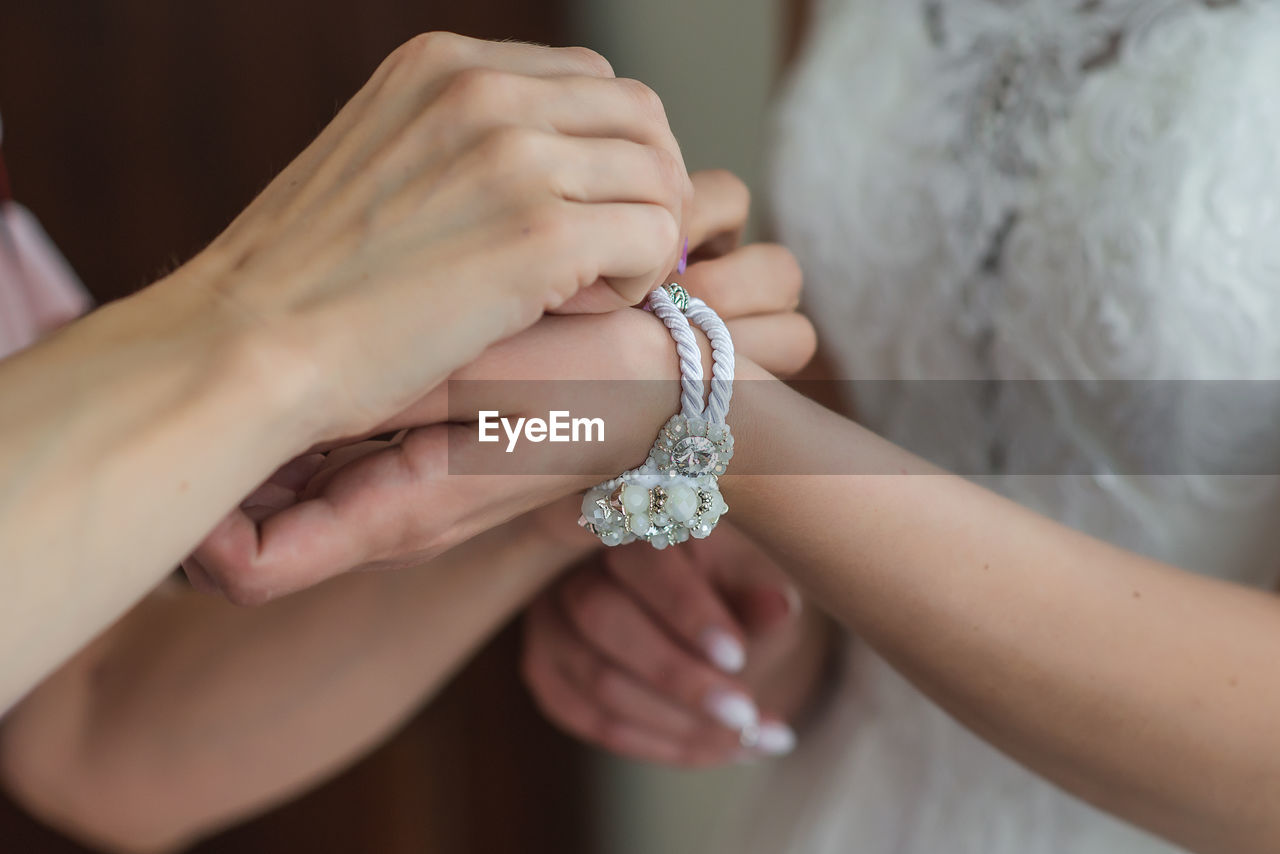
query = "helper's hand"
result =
(186, 169, 814, 604)
(521, 522, 831, 766)
(193, 32, 691, 446)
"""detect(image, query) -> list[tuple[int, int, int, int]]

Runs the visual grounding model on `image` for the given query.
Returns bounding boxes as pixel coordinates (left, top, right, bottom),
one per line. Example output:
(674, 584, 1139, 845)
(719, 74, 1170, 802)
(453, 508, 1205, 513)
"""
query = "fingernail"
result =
(754, 722, 797, 756)
(678, 237, 689, 274)
(705, 688, 759, 731)
(701, 627, 746, 673)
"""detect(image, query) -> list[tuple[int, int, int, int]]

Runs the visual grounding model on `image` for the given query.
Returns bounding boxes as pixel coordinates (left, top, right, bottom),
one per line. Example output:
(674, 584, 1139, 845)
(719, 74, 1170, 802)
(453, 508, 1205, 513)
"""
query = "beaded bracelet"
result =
(578, 284, 735, 549)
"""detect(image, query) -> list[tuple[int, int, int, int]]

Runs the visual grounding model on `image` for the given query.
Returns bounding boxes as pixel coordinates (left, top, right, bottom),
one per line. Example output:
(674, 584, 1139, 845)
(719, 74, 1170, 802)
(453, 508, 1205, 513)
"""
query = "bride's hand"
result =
(520, 523, 832, 766)
(184, 226, 812, 603)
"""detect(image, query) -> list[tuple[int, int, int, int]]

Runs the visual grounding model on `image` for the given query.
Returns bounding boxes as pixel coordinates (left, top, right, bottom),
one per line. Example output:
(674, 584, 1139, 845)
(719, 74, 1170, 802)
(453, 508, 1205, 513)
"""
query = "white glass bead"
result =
(666, 483, 698, 522)
(601, 529, 623, 547)
(628, 512, 651, 534)
(621, 484, 650, 514)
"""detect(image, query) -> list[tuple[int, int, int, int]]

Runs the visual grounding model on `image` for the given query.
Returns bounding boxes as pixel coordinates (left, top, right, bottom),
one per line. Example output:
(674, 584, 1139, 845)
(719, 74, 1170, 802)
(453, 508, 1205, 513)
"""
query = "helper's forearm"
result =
(723, 364, 1280, 854)
(1, 511, 593, 854)
(0, 267, 307, 712)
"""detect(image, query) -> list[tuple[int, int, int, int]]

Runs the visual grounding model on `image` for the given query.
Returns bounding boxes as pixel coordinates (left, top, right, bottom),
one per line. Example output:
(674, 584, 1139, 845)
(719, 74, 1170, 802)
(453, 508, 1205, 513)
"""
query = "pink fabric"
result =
(0, 200, 91, 359)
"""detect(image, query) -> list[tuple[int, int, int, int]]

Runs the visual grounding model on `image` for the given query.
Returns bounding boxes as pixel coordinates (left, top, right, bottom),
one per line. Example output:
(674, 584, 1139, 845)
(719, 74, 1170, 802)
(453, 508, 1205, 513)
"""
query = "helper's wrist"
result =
(147, 259, 327, 455)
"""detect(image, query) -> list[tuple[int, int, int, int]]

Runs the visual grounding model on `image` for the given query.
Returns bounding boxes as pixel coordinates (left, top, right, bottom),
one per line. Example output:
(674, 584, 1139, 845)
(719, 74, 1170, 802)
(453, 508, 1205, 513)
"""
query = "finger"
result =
(546, 201, 680, 311)
(547, 137, 686, 216)
(193, 425, 586, 605)
(726, 312, 818, 378)
(267, 37, 620, 212)
(680, 244, 803, 319)
(430, 72, 691, 277)
(523, 599, 693, 764)
(557, 571, 760, 732)
(525, 642, 692, 765)
(189, 427, 455, 605)
(686, 169, 750, 255)
(297, 440, 394, 500)
(604, 545, 750, 675)
(525, 594, 710, 741)
(387, 33, 617, 84)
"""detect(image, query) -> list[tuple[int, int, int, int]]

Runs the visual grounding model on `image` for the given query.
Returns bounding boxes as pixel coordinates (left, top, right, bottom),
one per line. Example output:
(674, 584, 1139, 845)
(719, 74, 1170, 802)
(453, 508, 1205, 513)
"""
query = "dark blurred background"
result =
(0, 4, 594, 853)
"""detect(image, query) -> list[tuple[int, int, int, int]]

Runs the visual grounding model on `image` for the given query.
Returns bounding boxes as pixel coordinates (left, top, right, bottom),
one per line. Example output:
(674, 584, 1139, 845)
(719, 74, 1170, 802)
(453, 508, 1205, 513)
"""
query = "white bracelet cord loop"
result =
(647, 286, 706, 418)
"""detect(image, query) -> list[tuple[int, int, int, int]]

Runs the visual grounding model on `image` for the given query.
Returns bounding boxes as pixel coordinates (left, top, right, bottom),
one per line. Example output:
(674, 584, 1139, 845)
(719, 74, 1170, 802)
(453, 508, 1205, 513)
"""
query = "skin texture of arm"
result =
(0, 503, 596, 854)
(0, 273, 307, 716)
(721, 360, 1280, 854)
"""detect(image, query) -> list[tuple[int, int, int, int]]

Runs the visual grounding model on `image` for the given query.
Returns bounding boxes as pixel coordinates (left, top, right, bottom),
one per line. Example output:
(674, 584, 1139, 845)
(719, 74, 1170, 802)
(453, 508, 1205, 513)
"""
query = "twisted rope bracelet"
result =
(578, 284, 736, 549)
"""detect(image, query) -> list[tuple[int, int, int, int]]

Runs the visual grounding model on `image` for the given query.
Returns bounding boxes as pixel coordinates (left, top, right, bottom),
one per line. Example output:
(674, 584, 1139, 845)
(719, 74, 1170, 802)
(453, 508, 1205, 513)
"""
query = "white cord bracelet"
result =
(578, 284, 735, 549)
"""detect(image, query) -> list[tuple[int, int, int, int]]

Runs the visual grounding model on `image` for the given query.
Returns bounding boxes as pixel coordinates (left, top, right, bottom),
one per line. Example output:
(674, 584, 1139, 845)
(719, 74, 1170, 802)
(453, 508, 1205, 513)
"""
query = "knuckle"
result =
(650, 146, 687, 202)
(395, 31, 467, 71)
(560, 45, 614, 77)
(645, 207, 681, 256)
(617, 77, 668, 126)
(441, 67, 518, 118)
(484, 125, 548, 169)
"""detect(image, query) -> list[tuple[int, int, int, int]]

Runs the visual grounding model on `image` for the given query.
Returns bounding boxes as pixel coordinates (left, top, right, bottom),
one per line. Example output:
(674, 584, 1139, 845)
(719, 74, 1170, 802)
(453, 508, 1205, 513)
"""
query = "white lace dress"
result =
(730, 1, 1280, 851)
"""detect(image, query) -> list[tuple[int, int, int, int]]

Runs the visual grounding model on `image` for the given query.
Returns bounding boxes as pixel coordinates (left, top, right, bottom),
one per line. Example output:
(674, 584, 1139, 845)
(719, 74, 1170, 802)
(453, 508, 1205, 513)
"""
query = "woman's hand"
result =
(184, 173, 813, 603)
(194, 32, 692, 445)
(520, 523, 834, 766)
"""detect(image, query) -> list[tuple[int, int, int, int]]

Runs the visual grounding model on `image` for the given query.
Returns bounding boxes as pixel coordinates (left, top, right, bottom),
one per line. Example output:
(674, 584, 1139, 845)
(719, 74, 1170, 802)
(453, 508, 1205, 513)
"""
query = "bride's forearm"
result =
(723, 361, 1280, 854)
(0, 265, 310, 713)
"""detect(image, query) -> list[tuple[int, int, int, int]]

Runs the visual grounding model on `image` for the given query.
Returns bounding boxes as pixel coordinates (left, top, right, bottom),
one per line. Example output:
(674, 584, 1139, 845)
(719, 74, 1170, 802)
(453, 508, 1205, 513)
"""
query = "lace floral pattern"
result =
(721, 1, 1280, 852)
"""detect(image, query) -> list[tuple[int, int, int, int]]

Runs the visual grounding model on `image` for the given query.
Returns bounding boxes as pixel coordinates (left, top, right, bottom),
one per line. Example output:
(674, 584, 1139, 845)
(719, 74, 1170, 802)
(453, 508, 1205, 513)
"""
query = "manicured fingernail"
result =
(705, 688, 759, 731)
(755, 722, 797, 756)
(677, 237, 689, 274)
(701, 627, 746, 673)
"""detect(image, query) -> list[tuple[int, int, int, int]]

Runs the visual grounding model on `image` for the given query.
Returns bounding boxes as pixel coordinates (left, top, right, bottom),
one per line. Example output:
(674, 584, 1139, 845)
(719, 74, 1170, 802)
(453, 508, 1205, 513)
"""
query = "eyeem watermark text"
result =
(478, 410, 605, 453)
